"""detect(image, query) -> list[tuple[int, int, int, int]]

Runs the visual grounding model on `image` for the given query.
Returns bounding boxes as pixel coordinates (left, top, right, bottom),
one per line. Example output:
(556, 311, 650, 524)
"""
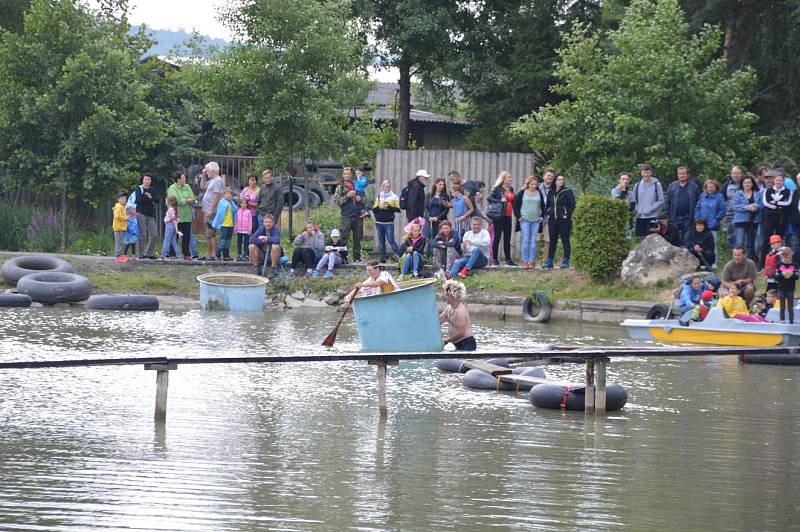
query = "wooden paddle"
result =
(322, 288, 357, 347)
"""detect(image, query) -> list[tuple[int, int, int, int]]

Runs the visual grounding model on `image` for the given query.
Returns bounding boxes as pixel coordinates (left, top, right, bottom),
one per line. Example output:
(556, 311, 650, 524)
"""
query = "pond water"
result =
(1, 308, 799, 530)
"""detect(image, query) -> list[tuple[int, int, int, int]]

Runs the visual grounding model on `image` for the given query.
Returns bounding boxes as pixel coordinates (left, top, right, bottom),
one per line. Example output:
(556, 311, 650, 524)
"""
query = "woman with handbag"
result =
(543, 173, 576, 269)
(487, 170, 516, 266)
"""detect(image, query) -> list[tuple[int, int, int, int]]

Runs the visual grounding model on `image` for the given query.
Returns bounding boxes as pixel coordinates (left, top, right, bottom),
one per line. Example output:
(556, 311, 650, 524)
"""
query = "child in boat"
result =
(353, 260, 398, 298)
(764, 235, 783, 293)
(690, 290, 715, 323)
(756, 289, 780, 320)
(717, 280, 750, 319)
(773, 247, 799, 324)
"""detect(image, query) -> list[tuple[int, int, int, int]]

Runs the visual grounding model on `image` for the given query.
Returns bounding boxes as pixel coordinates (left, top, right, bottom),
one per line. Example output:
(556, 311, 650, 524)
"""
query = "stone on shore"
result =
(284, 295, 303, 309)
(324, 293, 341, 306)
(301, 298, 328, 310)
(290, 290, 305, 301)
(621, 234, 699, 286)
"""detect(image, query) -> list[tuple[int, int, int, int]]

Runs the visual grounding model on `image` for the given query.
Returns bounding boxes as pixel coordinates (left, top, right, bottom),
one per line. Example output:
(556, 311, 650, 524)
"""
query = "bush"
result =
(68, 228, 114, 256)
(0, 202, 35, 251)
(572, 195, 631, 281)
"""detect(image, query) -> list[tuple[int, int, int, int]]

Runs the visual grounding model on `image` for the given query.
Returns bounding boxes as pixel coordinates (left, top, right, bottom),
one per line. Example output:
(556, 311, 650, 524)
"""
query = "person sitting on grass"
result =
(439, 279, 476, 351)
(399, 221, 427, 279)
(314, 228, 348, 279)
(248, 214, 282, 275)
(773, 246, 799, 324)
(686, 218, 715, 270)
(352, 260, 398, 299)
(432, 220, 461, 273)
(290, 219, 325, 277)
(449, 217, 490, 279)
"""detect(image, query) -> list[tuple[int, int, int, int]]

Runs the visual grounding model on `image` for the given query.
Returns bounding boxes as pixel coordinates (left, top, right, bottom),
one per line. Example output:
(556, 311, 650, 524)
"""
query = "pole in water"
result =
(369, 360, 398, 416)
(584, 358, 595, 416)
(145, 363, 177, 422)
(596, 357, 608, 414)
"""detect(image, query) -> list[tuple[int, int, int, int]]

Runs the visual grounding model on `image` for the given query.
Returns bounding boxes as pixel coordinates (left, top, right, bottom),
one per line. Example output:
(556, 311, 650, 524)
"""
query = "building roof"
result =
(353, 82, 470, 126)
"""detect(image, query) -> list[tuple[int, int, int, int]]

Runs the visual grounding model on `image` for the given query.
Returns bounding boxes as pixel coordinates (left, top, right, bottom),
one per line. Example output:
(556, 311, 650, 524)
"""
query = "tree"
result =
(0, 0, 166, 249)
(511, 0, 760, 192)
(356, 0, 457, 149)
(446, 0, 562, 152)
(194, 0, 369, 170)
(0, 0, 31, 33)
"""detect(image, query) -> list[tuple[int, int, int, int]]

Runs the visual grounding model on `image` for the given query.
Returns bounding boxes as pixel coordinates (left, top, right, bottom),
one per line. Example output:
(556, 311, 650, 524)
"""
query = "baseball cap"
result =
(118, 191, 128, 198)
(769, 235, 783, 244)
(330, 229, 340, 237)
(416, 169, 430, 178)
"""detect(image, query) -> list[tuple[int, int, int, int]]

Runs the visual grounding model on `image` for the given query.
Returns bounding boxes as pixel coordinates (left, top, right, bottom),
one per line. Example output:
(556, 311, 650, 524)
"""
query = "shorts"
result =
(635, 217, 657, 237)
(205, 223, 217, 238)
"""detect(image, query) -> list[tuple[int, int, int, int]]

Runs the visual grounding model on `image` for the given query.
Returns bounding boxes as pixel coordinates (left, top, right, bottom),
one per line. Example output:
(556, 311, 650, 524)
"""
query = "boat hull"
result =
(621, 307, 800, 347)
(351, 279, 443, 352)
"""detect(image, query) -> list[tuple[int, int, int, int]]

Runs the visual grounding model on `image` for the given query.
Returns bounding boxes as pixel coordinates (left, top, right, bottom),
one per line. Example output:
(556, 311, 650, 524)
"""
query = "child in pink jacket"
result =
(234, 197, 253, 261)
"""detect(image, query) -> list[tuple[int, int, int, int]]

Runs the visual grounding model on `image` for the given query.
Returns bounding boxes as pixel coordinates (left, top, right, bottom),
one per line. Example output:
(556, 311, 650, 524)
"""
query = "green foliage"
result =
(572, 195, 631, 281)
(0, 201, 34, 251)
(0, 0, 166, 220)
(68, 228, 114, 256)
(511, 0, 760, 190)
(194, 0, 368, 169)
(23, 209, 68, 253)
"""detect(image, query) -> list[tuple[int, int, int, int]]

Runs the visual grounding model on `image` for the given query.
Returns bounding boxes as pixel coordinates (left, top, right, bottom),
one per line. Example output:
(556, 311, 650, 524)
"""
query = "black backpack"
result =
(399, 184, 409, 210)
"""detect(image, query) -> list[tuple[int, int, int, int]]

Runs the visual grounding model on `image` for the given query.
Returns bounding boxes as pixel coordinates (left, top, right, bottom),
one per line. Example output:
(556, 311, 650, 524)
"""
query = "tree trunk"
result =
(396, 62, 411, 150)
(61, 186, 68, 252)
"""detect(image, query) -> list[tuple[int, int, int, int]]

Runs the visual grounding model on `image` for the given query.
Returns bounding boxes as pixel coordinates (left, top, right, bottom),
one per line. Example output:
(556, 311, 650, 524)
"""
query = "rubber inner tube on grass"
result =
(1, 255, 74, 285)
(646, 303, 671, 320)
(523, 291, 552, 323)
(0, 293, 32, 307)
(17, 272, 92, 304)
(86, 294, 159, 311)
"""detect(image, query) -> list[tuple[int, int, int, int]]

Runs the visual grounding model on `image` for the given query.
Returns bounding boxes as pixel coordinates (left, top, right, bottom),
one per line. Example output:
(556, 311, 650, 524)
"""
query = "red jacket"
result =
(765, 250, 780, 279)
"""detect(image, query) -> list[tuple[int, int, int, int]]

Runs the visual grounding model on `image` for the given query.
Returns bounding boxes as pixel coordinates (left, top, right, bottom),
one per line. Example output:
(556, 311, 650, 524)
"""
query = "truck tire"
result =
(282, 185, 305, 211)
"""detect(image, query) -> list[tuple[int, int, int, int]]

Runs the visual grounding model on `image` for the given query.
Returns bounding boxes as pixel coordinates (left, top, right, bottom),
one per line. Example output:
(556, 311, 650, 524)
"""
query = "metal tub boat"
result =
(197, 273, 269, 312)
(621, 307, 800, 347)
(351, 278, 443, 352)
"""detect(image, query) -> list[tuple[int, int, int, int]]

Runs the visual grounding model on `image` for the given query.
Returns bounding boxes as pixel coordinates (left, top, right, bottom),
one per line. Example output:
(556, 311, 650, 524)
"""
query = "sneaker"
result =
(191, 255, 200, 260)
(458, 267, 469, 278)
(392, 253, 401, 262)
(323, 271, 333, 279)
(560, 261, 570, 269)
(490, 261, 500, 267)
(506, 260, 518, 267)
(311, 269, 320, 279)
(542, 261, 553, 269)
(306, 268, 313, 276)
(412, 272, 420, 278)
(223, 257, 233, 262)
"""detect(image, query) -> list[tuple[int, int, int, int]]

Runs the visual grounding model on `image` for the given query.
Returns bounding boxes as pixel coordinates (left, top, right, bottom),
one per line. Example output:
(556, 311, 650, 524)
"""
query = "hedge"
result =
(572, 195, 631, 281)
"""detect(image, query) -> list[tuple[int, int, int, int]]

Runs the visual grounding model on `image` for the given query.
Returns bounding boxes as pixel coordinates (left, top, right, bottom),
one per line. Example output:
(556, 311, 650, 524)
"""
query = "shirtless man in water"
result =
(439, 279, 476, 351)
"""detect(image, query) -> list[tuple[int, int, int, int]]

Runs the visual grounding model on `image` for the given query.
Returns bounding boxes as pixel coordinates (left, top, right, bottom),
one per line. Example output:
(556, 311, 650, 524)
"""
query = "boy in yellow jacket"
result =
(113, 192, 128, 259)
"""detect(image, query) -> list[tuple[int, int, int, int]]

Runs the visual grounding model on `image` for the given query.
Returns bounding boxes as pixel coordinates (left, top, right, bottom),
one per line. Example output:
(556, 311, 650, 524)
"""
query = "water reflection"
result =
(0, 307, 799, 529)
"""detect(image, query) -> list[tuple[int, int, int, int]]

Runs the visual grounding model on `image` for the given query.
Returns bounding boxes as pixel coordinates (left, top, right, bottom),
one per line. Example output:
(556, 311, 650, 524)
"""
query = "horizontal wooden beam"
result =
(0, 345, 799, 370)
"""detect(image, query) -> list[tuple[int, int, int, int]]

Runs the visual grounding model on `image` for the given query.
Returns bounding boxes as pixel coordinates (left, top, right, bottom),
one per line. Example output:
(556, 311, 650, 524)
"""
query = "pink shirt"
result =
(242, 188, 259, 216)
(163, 206, 178, 225)
(234, 208, 253, 233)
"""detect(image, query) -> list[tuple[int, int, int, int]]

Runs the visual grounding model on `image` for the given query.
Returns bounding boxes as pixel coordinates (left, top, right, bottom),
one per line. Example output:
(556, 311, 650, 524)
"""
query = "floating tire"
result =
(281, 185, 305, 211)
(646, 303, 671, 320)
(528, 383, 628, 411)
(1, 255, 74, 285)
(523, 291, 552, 323)
(0, 293, 32, 307)
(86, 294, 160, 311)
(485, 357, 509, 367)
(739, 353, 800, 365)
(463, 369, 517, 391)
(436, 359, 467, 373)
(17, 272, 91, 304)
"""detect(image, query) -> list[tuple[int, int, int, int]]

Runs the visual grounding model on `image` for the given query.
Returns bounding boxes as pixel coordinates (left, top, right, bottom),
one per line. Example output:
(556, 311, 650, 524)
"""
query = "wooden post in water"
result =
(369, 360, 398, 416)
(584, 358, 595, 415)
(145, 363, 178, 422)
(595, 357, 608, 414)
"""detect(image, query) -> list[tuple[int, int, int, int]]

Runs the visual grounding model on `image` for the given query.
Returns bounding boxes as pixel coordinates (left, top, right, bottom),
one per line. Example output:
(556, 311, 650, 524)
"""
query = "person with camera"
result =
(314, 228, 348, 279)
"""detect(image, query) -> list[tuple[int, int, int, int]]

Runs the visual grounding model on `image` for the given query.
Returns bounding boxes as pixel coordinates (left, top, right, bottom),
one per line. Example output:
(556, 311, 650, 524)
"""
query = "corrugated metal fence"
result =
(375, 149, 536, 259)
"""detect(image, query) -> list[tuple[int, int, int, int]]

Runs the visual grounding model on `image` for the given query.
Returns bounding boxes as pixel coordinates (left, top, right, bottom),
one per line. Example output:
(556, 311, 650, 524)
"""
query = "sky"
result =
(115, 0, 398, 81)
(125, 0, 232, 40)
